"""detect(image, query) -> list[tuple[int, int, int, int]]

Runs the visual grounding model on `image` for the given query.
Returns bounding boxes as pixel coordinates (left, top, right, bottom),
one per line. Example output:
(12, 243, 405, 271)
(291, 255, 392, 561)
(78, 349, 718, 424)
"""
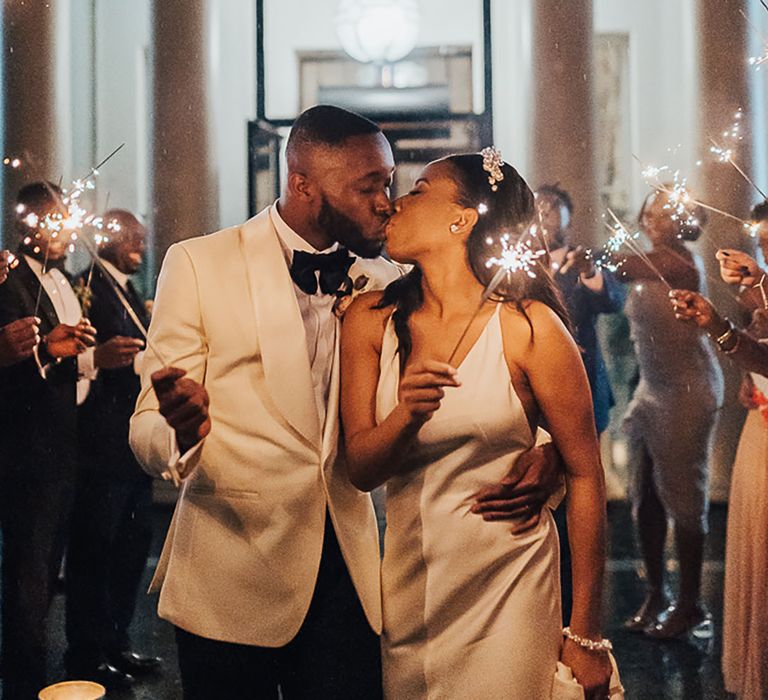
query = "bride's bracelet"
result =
(562, 627, 613, 654)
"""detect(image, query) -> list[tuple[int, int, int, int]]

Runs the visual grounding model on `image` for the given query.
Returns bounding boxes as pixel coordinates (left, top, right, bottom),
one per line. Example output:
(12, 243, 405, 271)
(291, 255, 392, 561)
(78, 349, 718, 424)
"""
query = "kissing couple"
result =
(130, 105, 613, 699)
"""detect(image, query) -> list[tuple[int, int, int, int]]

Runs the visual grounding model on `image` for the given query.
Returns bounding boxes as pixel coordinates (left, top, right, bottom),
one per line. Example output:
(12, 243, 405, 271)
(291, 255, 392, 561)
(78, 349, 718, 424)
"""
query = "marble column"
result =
(697, 0, 755, 501)
(530, 0, 598, 247)
(151, 0, 218, 259)
(2, 1, 60, 245)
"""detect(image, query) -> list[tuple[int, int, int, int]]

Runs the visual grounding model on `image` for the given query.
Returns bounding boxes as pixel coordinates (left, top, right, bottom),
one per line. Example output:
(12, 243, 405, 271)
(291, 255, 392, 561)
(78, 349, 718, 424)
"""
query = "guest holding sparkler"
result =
(0, 182, 97, 699)
(536, 184, 625, 438)
(620, 188, 724, 640)
(342, 152, 612, 698)
(669, 282, 768, 698)
(64, 209, 160, 689)
(0, 250, 40, 367)
(716, 199, 768, 314)
(672, 207, 768, 696)
(0, 250, 10, 284)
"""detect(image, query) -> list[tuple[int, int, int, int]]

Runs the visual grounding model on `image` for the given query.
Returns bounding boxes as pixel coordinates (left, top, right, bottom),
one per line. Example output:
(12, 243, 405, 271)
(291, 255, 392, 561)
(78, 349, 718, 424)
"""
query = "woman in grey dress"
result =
(620, 189, 723, 639)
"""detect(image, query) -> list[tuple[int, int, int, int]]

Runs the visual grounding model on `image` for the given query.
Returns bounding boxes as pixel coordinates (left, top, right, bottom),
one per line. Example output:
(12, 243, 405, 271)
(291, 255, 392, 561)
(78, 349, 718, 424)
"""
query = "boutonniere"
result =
(333, 273, 372, 319)
(752, 386, 768, 426)
(72, 279, 93, 314)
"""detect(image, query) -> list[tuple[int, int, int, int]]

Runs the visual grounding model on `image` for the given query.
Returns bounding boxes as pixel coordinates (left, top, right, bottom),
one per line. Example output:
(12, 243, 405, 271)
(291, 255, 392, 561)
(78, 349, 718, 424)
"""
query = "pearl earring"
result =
(450, 224, 460, 233)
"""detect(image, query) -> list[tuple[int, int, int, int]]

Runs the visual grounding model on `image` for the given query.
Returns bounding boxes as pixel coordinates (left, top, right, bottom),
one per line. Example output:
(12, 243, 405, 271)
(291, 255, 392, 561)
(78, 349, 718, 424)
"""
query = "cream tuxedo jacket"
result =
(129, 208, 401, 646)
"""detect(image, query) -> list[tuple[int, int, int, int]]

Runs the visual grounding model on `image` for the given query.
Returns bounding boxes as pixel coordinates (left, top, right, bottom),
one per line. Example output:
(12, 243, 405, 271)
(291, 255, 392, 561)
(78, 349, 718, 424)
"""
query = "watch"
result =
(712, 319, 738, 353)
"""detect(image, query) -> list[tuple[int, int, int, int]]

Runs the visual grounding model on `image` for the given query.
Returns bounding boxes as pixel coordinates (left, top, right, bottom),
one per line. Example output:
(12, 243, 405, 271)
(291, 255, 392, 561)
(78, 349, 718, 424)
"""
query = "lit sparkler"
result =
(604, 208, 673, 290)
(588, 216, 643, 274)
(741, 8, 768, 70)
(484, 232, 546, 282)
(638, 156, 757, 238)
(4, 146, 166, 363)
(446, 228, 545, 365)
(708, 108, 767, 198)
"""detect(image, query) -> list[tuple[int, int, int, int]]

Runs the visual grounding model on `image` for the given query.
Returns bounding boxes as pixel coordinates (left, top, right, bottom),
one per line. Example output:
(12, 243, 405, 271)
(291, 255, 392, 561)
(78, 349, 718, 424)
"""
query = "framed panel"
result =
(256, 0, 492, 131)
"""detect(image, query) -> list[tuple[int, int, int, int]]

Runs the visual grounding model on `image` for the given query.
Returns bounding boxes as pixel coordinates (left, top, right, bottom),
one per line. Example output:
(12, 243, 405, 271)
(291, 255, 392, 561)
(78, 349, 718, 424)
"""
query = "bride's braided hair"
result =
(377, 153, 570, 370)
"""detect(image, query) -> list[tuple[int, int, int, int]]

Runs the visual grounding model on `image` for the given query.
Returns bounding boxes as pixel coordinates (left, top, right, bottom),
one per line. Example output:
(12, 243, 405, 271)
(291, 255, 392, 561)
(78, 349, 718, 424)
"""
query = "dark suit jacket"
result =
(77, 263, 150, 480)
(556, 266, 625, 434)
(0, 254, 78, 480)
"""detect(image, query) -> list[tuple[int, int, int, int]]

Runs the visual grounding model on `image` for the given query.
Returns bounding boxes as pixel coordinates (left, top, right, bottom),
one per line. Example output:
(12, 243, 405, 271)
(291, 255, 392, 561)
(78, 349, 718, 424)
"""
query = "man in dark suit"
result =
(65, 209, 161, 686)
(0, 250, 39, 367)
(0, 182, 96, 700)
(535, 184, 626, 436)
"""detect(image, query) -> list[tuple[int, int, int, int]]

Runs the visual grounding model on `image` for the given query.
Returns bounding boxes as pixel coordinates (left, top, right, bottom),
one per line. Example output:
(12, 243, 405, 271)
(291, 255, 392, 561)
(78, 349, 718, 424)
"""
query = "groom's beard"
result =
(317, 196, 386, 259)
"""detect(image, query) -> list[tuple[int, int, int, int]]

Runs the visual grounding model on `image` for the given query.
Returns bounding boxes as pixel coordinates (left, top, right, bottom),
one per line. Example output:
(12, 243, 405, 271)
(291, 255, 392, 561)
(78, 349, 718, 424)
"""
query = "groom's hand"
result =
(471, 442, 563, 534)
(151, 366, 211, 453)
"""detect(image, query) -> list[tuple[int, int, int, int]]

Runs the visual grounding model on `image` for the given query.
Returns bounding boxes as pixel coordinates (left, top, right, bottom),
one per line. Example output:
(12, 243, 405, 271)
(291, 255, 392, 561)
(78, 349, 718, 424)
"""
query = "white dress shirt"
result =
(25, 255, 97, 405)
(270, 203, 341, 431)
(99, 257, 145, 375)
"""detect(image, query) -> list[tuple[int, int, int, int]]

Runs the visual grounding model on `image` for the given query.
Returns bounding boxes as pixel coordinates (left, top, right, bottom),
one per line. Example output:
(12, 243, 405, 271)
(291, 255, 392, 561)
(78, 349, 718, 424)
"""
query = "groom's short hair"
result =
(286, 105, 381, 167)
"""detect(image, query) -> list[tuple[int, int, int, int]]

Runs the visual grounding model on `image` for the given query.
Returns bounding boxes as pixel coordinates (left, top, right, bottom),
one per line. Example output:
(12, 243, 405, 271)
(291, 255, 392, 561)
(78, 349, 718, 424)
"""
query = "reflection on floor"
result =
(4, 501, 730, 699)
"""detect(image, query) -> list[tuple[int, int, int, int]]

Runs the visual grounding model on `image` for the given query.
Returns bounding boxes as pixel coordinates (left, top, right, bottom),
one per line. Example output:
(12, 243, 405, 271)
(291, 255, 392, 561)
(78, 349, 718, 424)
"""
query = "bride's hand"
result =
(397, 359, 460, 424)
(560, 639, 612, 700)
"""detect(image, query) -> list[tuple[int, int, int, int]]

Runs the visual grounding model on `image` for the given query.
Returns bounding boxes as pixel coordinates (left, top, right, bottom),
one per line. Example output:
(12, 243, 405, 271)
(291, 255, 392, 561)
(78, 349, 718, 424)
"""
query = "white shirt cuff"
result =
(78, 347, 98, 380)
(162, 430, 204, 486)
(33, 343, 48, 379)
(133, 350, 145, 376)
(32, 343, 61, 379)
(535, 427, 552, 446)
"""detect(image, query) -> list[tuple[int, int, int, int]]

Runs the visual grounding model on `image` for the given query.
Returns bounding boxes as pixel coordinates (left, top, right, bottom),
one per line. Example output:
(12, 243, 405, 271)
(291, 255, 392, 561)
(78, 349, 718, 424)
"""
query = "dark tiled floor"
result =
(5, 501, 731, 699)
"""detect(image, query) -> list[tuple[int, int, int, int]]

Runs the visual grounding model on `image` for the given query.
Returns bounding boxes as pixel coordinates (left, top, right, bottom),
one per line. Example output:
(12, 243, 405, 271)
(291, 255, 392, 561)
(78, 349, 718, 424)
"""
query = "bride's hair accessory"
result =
(481, 146, 505, 192)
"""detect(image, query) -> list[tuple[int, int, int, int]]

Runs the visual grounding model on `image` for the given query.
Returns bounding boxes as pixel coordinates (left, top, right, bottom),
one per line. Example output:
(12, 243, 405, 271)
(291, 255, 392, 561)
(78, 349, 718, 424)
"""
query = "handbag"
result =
(550, 652, 624, 699)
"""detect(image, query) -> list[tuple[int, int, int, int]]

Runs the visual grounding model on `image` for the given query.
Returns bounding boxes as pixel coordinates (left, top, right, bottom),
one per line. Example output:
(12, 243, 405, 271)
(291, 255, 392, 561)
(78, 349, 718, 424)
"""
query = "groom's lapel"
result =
(240, 210, 321, 450)
(321, 324, 341, 467)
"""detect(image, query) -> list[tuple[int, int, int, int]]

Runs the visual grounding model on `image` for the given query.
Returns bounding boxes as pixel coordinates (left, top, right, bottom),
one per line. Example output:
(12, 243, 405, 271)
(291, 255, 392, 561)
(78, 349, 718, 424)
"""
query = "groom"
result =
(130, 105, 561, 698)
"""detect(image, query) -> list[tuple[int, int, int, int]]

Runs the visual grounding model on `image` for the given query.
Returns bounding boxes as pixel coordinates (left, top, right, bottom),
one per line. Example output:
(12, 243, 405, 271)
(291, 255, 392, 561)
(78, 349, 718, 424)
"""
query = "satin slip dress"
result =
(375, 304, 562, 699)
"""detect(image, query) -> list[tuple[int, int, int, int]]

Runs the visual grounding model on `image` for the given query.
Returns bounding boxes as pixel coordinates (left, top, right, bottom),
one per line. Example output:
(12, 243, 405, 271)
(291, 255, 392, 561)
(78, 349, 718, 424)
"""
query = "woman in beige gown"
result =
(722, 370, 768, 699)
(341, 152, 611, 699)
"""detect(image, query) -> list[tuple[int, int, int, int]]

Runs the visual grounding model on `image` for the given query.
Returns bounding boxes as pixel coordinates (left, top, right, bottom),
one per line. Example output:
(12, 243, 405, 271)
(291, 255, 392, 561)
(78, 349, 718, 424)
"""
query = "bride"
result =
(340, 150, 612, 699)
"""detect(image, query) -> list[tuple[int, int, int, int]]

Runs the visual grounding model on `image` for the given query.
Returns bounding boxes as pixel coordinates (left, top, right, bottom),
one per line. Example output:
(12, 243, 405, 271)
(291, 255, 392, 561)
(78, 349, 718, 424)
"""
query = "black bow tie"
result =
(289, 248, 354, 295)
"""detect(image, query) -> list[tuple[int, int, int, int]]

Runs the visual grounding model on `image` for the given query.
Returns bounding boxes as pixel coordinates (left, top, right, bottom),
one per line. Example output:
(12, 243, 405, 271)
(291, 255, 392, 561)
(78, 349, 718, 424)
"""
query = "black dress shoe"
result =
(109, 650, 163, 675)
(68, 661, 135, 690)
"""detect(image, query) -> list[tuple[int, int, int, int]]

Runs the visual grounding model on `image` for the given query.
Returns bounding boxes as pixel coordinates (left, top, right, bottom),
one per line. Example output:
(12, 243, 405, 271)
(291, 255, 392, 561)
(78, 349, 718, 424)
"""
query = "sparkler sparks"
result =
(707, 109, 767, 198)
(446, 223, 545, 366)
(484, 232, 546, 283)
(709, 109, 743, 164)
(588, 218, 642, 274)
(604, 208, 673, 290)
(742, 7, 768, 69)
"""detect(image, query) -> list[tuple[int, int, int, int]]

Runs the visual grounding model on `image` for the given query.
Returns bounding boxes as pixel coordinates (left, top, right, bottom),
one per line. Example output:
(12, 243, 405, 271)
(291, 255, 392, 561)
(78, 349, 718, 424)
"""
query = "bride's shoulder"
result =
(499, 300, 571, 341)
(342, 290, 391, 338)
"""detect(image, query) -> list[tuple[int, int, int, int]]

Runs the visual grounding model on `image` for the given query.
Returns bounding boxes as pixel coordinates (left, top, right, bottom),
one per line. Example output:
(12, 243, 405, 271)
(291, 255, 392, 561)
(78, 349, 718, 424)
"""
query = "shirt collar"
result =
(24, 254, 45, 276)
(99, 257, 130, 289)
(270, 201, 339, 265)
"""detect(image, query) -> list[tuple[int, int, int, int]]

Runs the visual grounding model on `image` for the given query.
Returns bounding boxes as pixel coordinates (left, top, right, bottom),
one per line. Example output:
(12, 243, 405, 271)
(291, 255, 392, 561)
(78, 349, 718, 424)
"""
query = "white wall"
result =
(595, 0, 698, 216)
(65, 0, 256, 241)
(209, 0, 257, 228)
(263, 0, 484, 119)
(490, 0, 532, 180)
(94, 0, 151, 219)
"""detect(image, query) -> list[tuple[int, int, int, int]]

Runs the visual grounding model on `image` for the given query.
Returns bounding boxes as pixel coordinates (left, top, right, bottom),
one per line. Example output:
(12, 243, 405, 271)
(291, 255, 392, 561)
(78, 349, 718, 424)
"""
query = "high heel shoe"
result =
(644, 603, 713, 640)
(624, 594, 667, 632)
